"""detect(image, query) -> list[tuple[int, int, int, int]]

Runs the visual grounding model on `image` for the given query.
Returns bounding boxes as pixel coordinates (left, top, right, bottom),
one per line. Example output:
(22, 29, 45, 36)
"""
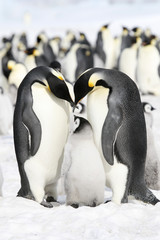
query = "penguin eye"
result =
(145, 104, 151, 113)
(73, 118, 80, 132)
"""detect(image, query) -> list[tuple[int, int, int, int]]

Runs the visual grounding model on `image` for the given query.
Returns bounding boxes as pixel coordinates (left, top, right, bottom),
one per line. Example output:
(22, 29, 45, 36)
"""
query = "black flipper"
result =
(22, 104, 41, 156)
(101, 105, 123, 165)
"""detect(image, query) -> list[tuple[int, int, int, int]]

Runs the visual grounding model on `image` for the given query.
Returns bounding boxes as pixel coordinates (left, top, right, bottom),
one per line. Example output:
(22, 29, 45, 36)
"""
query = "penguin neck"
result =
(87, 86, 109, 150)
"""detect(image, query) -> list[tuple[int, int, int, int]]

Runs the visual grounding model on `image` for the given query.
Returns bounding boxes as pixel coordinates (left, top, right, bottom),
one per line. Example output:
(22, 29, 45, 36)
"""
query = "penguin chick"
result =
(0, 166, 3, 196)
(142, 102, 160, 190)
(0, 87, 13, 135)
(64, 116, 105, 208)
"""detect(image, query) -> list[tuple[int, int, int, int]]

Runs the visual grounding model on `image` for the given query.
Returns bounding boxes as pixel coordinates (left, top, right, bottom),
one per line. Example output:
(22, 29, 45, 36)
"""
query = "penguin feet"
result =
(40, 200, 53, 208)
(17, 188, 34, 200)
(71, 203, 79, 208)
(104, 200, 111, 204)
(46, 196, 57, 202)
(130, 186, 160, 205)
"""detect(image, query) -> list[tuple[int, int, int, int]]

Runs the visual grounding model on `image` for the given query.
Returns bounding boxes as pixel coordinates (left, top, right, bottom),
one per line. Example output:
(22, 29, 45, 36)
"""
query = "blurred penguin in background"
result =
(24, 47, 48, 71)
(142, 102, 160, 190)
(7, 60, 28, 106)
(64, 116, 105, 208)
(95, 24, 115, 69)
(36, 32, 56, 64)
(61, 42, 94, 84)
(59, 30, 76, 58)
(137, 36, 160, 95)
(0, 87, 13, 135)
(117, 26, 132, 69)
(119, 37, 141, 81)
(48, 36, 61, 59)
(0, 166, 3, 196)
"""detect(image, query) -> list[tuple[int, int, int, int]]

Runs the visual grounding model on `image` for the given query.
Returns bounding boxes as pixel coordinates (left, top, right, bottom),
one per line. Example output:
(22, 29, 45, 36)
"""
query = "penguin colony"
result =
(0, 24, 160, 207)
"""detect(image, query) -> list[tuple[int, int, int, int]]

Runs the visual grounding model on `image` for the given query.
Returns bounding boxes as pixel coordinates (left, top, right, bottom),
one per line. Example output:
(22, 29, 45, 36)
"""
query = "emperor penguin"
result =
(7, 60, 28, 88)
(64, 116, 105, 208)
(0, 87, 13, 135)
(7, 60, 28, 105)
(24, 47, 48, 72)
(61, 42, 94, 84)
(0, 165, 3, 196)
(136, 37, 160, 95)
(74, 68, 159, 205)
(119, 37, 141, 81)
(13, 65, 74, 207)
(36, 32, 56, 64)
(95, 24, 115, 69)
(142, 102, 160, 190)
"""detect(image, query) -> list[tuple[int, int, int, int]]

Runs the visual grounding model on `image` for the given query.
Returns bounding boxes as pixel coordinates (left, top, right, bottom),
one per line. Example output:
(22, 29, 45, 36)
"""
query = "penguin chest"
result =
(87, 87, 109, 152)
(25, 56, 36, 72)
(63, 44, 79, 83)
(87, 87, 128, 191)
(30, 84, 70, 182)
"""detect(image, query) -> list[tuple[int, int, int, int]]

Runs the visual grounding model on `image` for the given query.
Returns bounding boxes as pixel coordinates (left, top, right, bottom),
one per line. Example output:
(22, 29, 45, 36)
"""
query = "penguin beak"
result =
(74, 75, 93, 105)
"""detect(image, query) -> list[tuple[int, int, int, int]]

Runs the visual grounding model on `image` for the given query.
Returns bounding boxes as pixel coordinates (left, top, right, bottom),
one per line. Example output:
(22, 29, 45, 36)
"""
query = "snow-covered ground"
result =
(1, 0, 160, 239)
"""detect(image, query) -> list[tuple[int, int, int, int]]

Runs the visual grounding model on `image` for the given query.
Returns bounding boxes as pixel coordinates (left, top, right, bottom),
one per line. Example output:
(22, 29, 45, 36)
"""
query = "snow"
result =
(1, 0, 160, 239)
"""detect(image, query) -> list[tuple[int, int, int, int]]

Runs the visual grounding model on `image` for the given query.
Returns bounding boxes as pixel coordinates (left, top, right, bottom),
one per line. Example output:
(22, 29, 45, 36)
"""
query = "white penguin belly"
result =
(87, 87, 128, 204)
(24, 83, 70, 186)
(65, 137, 105, 206)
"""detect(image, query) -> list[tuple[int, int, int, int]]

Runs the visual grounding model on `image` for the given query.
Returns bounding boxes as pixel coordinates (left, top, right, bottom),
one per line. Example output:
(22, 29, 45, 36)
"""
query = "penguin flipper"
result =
(22, 105, 41, 156)
(101, 105, 123, 165)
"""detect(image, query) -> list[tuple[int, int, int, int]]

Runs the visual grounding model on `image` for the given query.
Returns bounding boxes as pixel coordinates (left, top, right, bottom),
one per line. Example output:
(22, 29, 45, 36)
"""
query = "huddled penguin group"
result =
(0, 24, 160, 207)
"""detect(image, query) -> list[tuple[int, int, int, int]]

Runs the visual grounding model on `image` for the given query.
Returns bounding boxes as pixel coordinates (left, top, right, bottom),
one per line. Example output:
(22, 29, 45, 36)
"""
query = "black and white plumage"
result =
(95, 24, 115, 69)
(64, 116, 105, 208)
(0, 166, 3, 196)
(13, 65, 74, 207)
(74, 68, 159, 205)
(0, 87, 13, 135)
(136, 38, 160, 95)
(142, 102, 160, 190)
(61, 42, 94, 84)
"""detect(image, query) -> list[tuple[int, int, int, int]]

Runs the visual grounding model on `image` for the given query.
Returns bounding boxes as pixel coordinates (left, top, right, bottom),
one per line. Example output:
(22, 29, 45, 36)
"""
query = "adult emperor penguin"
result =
(137, 37, 160, 95)
(95, 24, 115, 69)
(64, 116, 105, 208)
(74, 68, 159, 205)
(13, 65, 74, 207)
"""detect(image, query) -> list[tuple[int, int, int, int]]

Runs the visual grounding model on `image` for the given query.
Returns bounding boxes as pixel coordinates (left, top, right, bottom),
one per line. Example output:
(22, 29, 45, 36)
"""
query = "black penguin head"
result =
(25, 47, 39, 56)
(46, 70, 74, 107)
(49, 61, 61, 72)
(74, 68, 107, 105)
(74, 69, 94, 105)
(73, 116, 91, 134)
(142, 102, 155, 113)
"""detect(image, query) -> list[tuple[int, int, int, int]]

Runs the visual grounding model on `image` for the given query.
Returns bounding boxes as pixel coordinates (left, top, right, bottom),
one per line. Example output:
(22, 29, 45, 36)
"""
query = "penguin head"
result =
(73, 115, 92, 136)
(49, 61, 61, 72)
(74, 68, 108, 105)
(25, 47, 40, 56)
(46, 67, 74, 107)
(142, 102, 155, 113)
(122, 26, 130, 35)
(7, 60, 16, 70)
